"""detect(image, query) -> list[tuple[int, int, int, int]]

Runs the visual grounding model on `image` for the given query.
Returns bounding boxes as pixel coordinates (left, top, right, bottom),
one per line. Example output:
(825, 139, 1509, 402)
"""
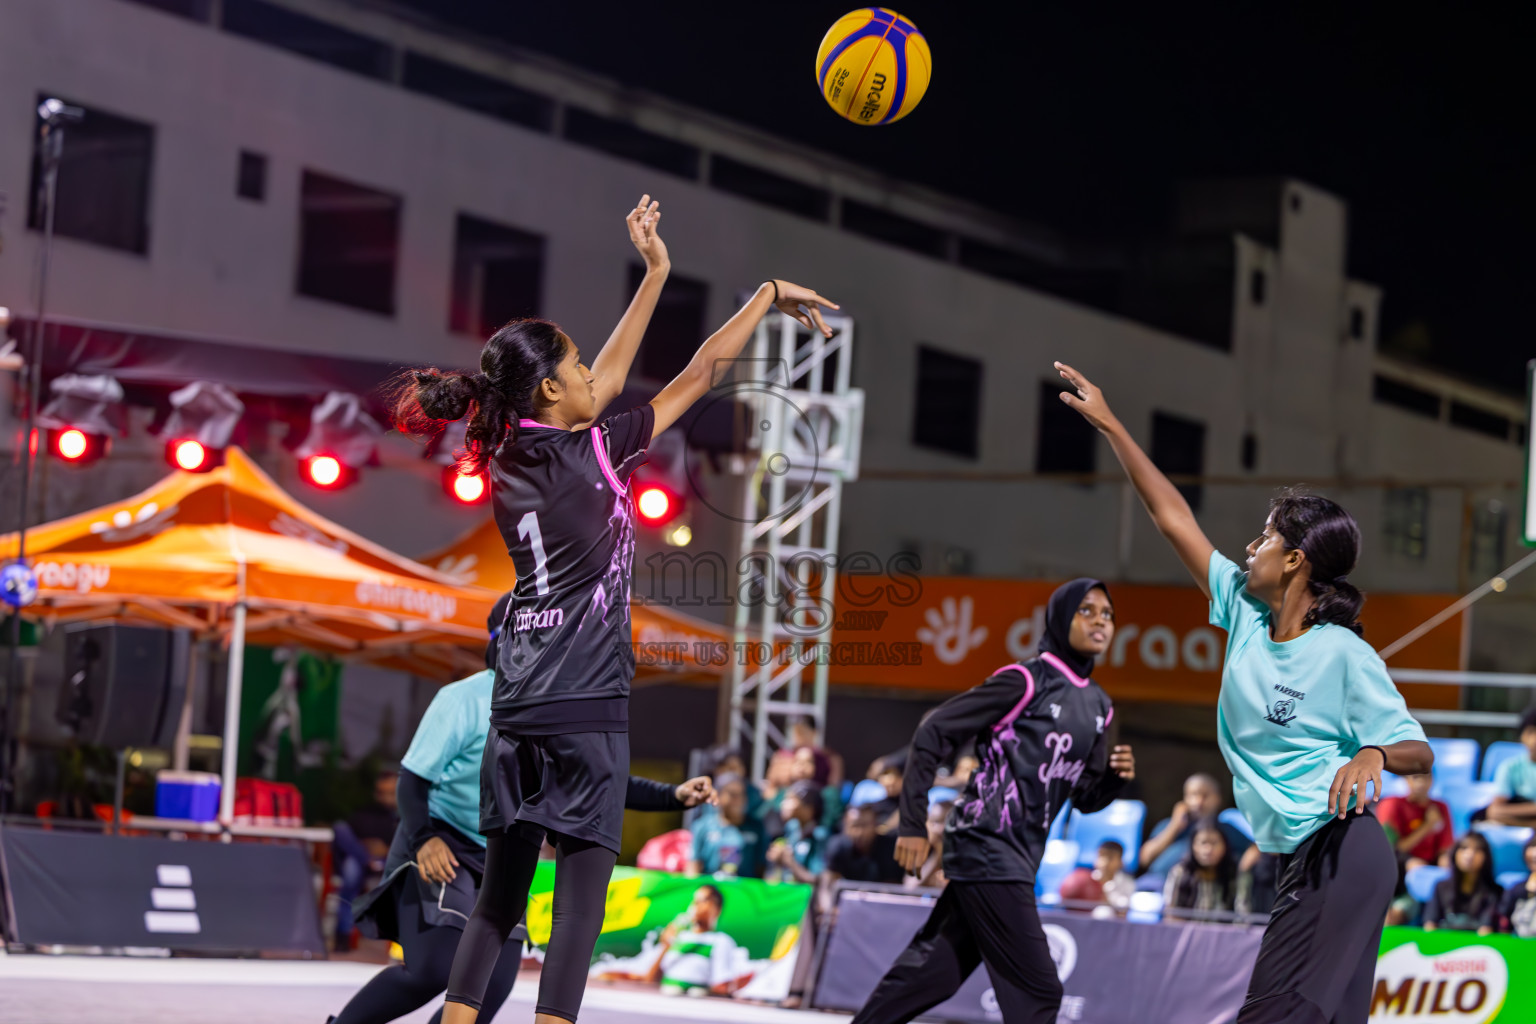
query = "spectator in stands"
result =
(689, 773, 767, 879)
(1424, 833, 1500, 935)
(1485, 707, 1536, 827)
(1497, 835, 1536, 937)
(1236, 850, 1281, 918)
(936, 753, 979, 791)
(765, 780, 829, 884)
(333, 768, 400, 951)
(762, 749, 798, 815)
(1378, 770, 1454, 869)
(902, 790, 955, 891)
(850, 776, 900, 834)
(1163, 818, 1237, 917)
(822, 804, 904, 893)
(1139, 772, 1252, 877)
(1059, 840, 1136, 913)
(792, 720, 845, 789)
(792, 744, 845, 833)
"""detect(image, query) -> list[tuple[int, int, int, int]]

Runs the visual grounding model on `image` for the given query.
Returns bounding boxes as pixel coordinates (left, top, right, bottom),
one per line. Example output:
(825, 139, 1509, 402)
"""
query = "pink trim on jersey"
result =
(1041, 651, 1090, 688)
(517, 418, 562, 430)
(1105, 706, 1114, 726)
(990, 664, 1035, 732)
(590, 426, 627, 495)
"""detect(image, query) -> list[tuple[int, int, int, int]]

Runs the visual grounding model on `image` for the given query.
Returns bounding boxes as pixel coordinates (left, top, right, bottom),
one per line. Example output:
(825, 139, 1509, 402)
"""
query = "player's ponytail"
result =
(1269, 490, 1366, 637)
(393, 318, 569, 474)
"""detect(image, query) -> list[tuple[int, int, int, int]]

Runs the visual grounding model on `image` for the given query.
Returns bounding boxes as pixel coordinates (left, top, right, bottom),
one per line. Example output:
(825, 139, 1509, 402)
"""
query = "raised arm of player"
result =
(649, 279, 839, 437)
(584, 195, 670, 419)
(1055, 361, 1216, 597)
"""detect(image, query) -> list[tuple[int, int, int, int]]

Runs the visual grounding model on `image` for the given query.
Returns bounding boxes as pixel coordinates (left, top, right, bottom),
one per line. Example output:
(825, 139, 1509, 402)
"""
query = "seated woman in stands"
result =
(1423, 833, 1501, 936)
(1163, 819, 1238, 918)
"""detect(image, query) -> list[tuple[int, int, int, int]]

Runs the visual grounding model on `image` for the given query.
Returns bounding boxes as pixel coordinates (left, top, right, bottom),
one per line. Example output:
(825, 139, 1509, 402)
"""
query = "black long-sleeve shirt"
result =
(899, 652, 1123, 884)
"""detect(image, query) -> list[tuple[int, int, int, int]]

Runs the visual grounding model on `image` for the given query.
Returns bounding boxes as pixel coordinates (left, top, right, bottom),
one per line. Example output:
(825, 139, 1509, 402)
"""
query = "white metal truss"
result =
(728, 309, 863, 781)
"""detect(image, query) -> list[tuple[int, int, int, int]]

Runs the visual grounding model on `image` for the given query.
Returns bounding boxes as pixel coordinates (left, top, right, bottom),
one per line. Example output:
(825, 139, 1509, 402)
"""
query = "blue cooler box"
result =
(156, 770, 222, 821)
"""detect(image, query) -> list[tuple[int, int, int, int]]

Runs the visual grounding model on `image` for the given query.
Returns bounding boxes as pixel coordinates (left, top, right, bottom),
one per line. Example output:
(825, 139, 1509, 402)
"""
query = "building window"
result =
(627, 264, 708, 383)
(708, 155, 830, 221)
(449, 215, 544, 337)
(1036, 380, 1095, 476)
(401, 52, 555, 133)
(28, 95, 154, 255)
(563, 108, 700, 179)
(1469, 501, 1507, 581)
(912, 345, 982, 459)
(237, 150, 267, 202)
(296, 170, 400, 315)
(1348, 306, 1366, 340)
(1373, 375, 1441, 419)
(841, 199, 948, 258)
(1449, 401, 1512, 441)
(1151, 411, 1206, 512)
(1249, 268, 1266, 305)
(1383, 487, 1429, 561)
(221, 0, 392, 81)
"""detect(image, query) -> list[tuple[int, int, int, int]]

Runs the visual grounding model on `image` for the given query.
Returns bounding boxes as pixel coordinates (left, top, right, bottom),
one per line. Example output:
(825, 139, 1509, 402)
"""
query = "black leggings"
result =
(331, 876, 520, 1024)
(851, 881, 1062, 1024)
(445, 824, 617, 1022)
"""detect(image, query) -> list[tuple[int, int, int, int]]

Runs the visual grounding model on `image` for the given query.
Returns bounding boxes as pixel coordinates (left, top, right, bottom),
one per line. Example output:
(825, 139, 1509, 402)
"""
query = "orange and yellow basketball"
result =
(815, 8, 931, 126)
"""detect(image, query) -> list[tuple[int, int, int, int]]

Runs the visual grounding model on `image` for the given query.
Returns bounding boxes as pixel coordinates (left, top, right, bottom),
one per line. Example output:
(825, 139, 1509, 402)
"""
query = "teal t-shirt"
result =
(399, 669, 492, 847)
(1493, 754, 1536, 801)
(1208, 552, 1426, 854)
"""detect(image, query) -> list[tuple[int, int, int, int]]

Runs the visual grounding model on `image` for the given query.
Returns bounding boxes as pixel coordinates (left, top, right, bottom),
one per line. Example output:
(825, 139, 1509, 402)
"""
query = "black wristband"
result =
(767, 279, 779, 303)
(1360, 745, 1387, 768)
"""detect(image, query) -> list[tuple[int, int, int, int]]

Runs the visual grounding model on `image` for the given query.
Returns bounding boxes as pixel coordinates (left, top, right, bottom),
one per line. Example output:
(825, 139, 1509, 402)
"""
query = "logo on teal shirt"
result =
(1264, 698, 1299, 726)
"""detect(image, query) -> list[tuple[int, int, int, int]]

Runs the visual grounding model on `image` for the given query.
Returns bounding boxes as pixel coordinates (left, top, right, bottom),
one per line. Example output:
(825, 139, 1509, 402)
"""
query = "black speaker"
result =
(56, 625, 190, 750)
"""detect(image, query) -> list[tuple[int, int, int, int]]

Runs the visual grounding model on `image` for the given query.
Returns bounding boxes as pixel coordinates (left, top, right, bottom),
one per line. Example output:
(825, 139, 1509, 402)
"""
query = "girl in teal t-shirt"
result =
(1055, 361, 1433, 1024)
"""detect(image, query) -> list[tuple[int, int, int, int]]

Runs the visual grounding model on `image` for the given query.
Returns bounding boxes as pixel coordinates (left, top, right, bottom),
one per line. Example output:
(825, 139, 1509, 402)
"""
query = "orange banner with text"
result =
(825, 576, 1463, 708)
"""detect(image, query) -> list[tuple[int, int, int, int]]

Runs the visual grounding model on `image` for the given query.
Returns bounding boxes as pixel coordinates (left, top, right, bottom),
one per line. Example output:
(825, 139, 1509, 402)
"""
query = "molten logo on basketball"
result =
(857, 73, 887, 121)
(1369, 943, 1506, 1022)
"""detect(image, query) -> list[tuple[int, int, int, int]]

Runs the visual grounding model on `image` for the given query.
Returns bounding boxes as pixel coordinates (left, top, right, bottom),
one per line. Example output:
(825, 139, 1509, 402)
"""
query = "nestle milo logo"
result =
(857, 73, 887, 121)
(1370, 942, 1506, 1022)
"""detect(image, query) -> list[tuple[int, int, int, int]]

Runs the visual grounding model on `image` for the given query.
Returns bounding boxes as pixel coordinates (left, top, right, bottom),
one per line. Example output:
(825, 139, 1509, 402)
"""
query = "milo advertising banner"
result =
(523, 864, 813, 1004)
(1372, 928, 1534, 1022)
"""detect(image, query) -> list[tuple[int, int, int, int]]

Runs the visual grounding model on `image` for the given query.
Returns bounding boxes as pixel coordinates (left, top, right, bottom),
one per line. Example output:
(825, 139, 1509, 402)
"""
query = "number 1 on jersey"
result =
(517, 511, 551, 595)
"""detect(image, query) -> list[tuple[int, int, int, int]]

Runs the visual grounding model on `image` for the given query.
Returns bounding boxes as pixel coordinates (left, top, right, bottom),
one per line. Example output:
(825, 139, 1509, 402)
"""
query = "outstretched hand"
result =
(1054, 362, 1120, 434)
(675, 775, 718, 809)
(627, 194, 669, 272)
(772, 280, 840, 338)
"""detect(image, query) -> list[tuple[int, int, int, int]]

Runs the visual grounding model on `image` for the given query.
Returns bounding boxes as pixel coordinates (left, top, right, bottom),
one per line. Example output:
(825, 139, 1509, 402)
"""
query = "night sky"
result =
(401, 2, 1531, 394)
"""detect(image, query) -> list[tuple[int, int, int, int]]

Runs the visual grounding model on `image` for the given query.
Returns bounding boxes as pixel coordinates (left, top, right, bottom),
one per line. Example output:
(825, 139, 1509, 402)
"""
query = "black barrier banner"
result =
(0, 825, 323, 955)
(813, 889, 1263, 1023)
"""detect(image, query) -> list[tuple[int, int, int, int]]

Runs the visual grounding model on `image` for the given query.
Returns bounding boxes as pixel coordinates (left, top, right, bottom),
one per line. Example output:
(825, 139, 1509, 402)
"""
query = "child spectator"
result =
(1497, 835, 1536, 937)
(1378, 770, 1455, 868)
(1059, 840, 1136, 912)
(688, 773, 767, 879)
(1163, 818, 1237, 917)
(1486, 708, 1536, 827)
(850, 777, 899, 833)
(1424, 833, 1500, 935)
(822, 805, 904, 890)
(765, 780, 829, 884)
(902, 790, 955, 891)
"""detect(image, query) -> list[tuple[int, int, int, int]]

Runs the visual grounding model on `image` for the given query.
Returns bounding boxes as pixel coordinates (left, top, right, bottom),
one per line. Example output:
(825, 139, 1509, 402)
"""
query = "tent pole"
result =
(219, 593, 248, 826)
(172, 640, 199, 772)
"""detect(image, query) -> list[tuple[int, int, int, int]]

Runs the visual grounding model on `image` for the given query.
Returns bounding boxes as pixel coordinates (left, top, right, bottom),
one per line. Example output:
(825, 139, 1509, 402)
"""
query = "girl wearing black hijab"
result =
(850, 579, 1137, 1024)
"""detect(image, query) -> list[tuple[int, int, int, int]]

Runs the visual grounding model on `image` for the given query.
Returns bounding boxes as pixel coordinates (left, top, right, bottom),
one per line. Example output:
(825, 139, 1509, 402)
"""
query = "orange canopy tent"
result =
(1, 447, 497, 820)
(421, 517, 731, 677)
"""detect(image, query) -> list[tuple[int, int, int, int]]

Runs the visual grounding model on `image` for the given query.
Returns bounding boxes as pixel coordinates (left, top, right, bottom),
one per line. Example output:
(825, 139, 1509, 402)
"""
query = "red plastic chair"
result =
(636, 828, 693, 873)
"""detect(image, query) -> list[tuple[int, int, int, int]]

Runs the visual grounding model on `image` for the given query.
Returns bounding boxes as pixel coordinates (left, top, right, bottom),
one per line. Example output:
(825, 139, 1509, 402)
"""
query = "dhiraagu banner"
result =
(1372, 927, 1534, 1022)
(524, 864, 813, 1004)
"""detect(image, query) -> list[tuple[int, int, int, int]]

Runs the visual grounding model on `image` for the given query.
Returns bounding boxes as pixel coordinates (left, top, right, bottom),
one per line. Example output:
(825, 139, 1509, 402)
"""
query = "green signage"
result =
(1373, 927, 1536, 1022)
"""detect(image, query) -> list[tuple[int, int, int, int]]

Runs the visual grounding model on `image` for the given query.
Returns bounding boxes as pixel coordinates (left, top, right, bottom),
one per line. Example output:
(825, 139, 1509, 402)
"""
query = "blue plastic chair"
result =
(1067, 799, 1147, 873)
(1480, 741, 1527, 783)
(1427, 738, 1480, 789)
(1441, 782, 1498, 838)
(1474, 824, 1534, 877)
(1046, 801, 1071, 841)
(1034, 839, 1080, 905)
(1126, 890, 1164, 924)
(1219, 807, 1255, 842)
(1405, 864, 1450, 904)
(1497, 870, 1529, 890)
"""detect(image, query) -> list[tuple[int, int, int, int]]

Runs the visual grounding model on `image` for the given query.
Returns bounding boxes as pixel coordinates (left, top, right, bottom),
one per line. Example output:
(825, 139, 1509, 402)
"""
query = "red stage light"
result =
(172, 439, 210, 472)
(636, 485, 675, 525)
(451, 472, 487, 504)
(46, 427, 108, 465)
(303, 455, 345, 489)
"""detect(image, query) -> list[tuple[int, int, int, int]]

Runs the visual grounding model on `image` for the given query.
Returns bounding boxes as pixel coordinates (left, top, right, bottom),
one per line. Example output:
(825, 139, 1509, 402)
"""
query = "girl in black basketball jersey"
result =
(397, 195, 836, 1024)
(851, 579, 1137, 1024)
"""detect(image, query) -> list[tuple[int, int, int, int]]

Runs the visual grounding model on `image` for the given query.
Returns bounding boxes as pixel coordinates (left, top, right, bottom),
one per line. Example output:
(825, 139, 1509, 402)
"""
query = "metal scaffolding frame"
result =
(728, 309, 862, 781)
